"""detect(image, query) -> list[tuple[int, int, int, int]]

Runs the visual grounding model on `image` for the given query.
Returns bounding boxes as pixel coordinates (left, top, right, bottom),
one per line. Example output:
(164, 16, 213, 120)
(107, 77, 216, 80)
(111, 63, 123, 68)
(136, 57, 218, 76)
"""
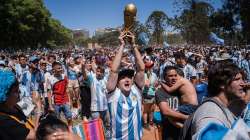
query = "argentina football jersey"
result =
(107, 85, 143, 140)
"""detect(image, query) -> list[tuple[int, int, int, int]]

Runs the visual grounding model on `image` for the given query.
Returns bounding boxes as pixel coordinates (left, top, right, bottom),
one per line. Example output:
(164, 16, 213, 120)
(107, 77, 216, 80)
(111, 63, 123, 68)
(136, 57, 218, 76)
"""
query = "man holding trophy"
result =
(106, 4, 145, 140)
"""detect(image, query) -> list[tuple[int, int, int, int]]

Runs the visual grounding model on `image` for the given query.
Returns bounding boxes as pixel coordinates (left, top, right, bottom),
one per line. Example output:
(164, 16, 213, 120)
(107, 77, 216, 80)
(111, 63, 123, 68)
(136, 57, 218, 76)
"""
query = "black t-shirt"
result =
(0, 106, 30, 140)
(155, 88, 180, 140)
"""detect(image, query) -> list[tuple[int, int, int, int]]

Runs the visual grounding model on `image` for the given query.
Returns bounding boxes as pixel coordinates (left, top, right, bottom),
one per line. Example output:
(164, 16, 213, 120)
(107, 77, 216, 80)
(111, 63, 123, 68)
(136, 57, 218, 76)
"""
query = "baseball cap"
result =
(118, 68, 135, 81)
(29, 56, 40, 63)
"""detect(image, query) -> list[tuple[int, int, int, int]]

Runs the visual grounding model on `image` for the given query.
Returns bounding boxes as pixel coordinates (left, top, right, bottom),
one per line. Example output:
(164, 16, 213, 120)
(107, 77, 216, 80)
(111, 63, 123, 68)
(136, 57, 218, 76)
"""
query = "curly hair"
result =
(207, 60, 241, 97)
(0, 70, 17, 103)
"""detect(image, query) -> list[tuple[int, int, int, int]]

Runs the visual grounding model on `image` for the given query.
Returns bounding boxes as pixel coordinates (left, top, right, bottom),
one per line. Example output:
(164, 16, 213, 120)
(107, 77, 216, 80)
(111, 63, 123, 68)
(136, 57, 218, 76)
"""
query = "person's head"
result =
(52, 62, 63, 76)
(39, 60, 47, 71)
(163, 66, 179, 85)
(29, 56, 40, 70)
(11, 55, 18, 63)
(68, 57, 75, 67)
(36, 114, 69, 140)
(143, 56, 154, 70)
(106, 57, 113, 68)
(96, 66, 105, 80)
(160, 53, 165, 61)
(208, 61, 245, 100)
(74, 56, 82, 65)
(48, 55, 56, 64)
(246, 52, 250, 60)
(0, 70, 19, 107)
(196, 55, 202, 63)
(175, 52, 186, 66)
(85, 58, 92, 71)
(18, 54, 27, 67)
(117, 69, 135, 95)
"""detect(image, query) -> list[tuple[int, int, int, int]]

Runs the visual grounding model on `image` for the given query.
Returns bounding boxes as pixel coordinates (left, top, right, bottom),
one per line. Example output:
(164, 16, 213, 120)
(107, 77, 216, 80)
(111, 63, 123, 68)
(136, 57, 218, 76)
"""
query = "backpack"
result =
(179, 98, 230, 140)
(0, 110, 34, 130)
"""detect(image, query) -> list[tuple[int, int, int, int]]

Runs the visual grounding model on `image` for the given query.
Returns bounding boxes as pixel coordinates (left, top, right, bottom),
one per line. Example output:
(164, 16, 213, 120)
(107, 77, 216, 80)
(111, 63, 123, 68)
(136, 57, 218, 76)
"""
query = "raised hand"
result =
(119, 31, 127, 46)
(126, 31, 136, 46)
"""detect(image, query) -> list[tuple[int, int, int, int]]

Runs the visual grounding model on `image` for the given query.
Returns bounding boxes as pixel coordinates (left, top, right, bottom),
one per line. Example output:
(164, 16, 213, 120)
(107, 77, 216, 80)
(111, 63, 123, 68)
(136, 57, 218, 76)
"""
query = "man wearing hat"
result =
(106, 31, 145, 140)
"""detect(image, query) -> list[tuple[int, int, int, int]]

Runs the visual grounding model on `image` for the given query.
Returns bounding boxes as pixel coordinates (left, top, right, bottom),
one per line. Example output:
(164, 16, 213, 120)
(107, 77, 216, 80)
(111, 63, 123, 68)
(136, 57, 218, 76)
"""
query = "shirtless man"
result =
(161, 65, 198, 115)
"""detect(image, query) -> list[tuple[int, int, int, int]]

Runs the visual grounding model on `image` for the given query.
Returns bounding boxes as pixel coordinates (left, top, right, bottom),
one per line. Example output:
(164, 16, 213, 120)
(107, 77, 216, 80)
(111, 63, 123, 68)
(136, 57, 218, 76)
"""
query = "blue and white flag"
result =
(138, 32, 149, 46)
(163, 41, 170, 48)
(194, 119, 250, 140)
(209, 32, 224, 45)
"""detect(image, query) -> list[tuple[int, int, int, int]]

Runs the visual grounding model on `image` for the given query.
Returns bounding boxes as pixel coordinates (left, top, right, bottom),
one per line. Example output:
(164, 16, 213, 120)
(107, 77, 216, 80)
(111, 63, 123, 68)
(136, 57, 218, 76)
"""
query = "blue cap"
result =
(0, 70, 16, 103)
(29, 56, 40, 63)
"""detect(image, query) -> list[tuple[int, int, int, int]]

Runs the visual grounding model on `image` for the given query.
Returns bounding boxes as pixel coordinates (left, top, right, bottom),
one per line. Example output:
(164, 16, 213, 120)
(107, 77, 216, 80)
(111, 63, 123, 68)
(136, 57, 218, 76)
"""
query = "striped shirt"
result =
(88, 71, 108, 111)
(107, 85, 143, 140)
(183, 64, 197, 80)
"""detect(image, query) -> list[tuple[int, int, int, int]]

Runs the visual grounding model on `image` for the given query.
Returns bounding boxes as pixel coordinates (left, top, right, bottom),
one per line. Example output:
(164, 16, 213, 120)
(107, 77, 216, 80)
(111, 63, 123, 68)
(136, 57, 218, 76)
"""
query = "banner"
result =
(73, 118, 105, 140)
(209, 32, 224, 45)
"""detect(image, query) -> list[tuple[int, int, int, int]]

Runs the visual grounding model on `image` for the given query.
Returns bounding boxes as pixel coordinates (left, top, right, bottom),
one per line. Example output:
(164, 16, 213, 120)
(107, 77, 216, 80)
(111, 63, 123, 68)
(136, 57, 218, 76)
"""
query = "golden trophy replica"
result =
(123, 3, 137, 46)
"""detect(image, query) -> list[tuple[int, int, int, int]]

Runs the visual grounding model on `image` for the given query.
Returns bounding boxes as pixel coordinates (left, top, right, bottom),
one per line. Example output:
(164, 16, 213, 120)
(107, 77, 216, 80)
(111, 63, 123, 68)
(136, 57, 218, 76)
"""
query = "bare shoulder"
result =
(181, 78, 193, 86)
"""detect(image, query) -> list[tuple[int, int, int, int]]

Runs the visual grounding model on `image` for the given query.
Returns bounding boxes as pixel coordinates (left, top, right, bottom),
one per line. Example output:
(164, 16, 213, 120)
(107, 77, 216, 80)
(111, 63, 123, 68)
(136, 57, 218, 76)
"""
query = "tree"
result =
(166, 33, 185, 44)
(240, 0, 250, 44)
(133, 21, 150, 45)
(209, 0, 250, 45)
(95, 30, 120, 47)
(146, 11, 169, 45)
(174, 1, 214, 44)
(0, 0, 72, 49)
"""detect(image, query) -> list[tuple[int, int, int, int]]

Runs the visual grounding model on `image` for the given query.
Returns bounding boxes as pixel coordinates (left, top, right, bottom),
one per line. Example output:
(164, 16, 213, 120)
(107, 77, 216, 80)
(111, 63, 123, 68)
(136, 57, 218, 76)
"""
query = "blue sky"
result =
(44, 0, 223, 36)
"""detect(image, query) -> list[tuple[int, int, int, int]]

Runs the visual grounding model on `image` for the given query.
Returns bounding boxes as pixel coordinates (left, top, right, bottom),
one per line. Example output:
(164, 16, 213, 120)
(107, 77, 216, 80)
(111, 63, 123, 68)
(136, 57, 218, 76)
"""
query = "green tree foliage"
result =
(72, 30, 88, 47)
(95, 30, 120, 47)
(146, 11, 169, 45)
(174, 1, 213, 44)
(210, 0, 242, 45)
(210, 0, 250, 45)
(166, 33, 185, 44)
(239, 0, 250, 44)
(133, 21, 150, 45)
(0, 0, 72, 49)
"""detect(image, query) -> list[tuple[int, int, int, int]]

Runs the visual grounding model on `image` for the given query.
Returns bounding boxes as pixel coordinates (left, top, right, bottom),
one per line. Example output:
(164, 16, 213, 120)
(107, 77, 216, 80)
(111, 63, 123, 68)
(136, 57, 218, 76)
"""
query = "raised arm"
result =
(106, 32, 126, 92)
(161, 79, 184, 93)
(127, 32, 145, 89)
(133, 46, 145, 89)
(91, 59, 97, 73)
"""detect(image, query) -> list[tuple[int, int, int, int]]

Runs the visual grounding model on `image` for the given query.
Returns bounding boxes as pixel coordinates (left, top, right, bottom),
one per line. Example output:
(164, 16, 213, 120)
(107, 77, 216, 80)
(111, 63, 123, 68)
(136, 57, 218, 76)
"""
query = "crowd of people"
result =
(1, 31, 250, 140)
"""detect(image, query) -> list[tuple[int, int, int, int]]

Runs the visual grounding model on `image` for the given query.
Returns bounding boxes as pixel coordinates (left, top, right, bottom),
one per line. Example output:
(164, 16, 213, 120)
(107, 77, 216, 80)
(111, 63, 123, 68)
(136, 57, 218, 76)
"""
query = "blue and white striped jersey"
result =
(88, 71, 108, 111)
(183, 64, 197, 80)
(107, 85, 143, 140)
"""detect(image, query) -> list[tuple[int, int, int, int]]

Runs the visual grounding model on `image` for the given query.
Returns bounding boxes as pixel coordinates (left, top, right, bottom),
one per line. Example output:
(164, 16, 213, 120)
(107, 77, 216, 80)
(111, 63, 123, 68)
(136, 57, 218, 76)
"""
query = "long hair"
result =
(207, 60, 241, 97)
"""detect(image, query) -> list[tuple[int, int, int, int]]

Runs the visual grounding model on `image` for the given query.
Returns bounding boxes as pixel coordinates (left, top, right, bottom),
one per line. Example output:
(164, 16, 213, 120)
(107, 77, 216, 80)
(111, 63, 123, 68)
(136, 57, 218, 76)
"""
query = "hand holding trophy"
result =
(122, 3, 137, 50)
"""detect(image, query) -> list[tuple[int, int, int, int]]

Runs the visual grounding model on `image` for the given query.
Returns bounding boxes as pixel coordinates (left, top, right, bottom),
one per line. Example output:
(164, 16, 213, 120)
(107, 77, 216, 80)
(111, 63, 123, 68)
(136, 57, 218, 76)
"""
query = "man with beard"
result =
(106, 31, 145, 140)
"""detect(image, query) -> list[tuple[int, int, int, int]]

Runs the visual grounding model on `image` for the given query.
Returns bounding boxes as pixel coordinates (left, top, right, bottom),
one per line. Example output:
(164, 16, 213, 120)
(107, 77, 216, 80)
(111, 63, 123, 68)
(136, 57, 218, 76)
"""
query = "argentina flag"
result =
(193, 119, 250, 140)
